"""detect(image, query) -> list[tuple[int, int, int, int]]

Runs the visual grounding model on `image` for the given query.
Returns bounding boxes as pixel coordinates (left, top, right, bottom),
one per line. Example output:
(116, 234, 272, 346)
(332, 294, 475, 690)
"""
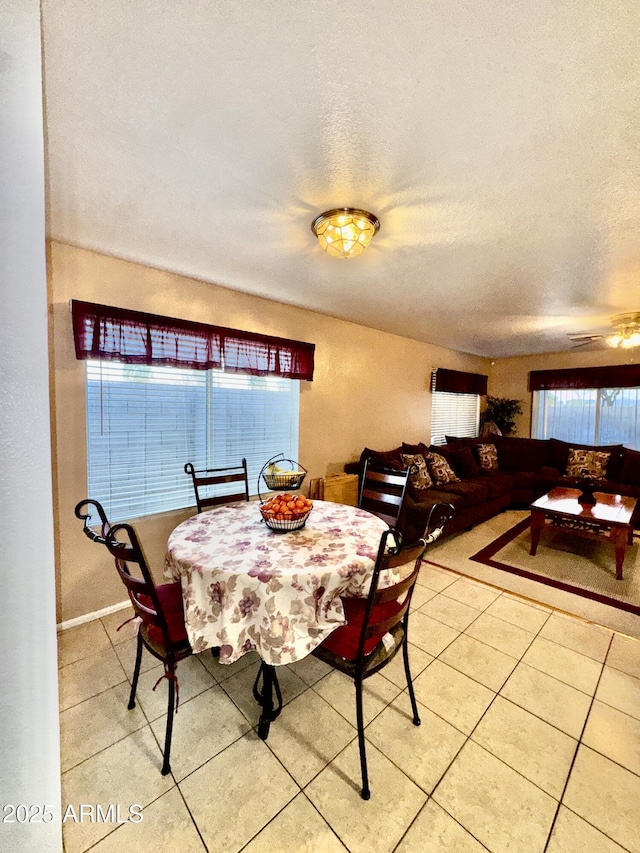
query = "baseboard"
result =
(57, 599, 131, 633)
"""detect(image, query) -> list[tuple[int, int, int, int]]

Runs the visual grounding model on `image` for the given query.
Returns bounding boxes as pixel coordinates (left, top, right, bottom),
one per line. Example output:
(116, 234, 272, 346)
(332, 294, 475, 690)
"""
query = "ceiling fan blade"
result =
(569, 335, 604, 349)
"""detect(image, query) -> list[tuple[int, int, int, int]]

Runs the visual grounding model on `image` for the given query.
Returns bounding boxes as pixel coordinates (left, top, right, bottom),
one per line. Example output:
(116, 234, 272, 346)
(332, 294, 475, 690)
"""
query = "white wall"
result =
(0, 3, 61, 851)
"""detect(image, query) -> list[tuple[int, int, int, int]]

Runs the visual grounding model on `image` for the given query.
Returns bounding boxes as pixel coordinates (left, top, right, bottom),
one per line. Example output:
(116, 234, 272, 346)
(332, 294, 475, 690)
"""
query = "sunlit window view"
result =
(532, 387, 640, 449)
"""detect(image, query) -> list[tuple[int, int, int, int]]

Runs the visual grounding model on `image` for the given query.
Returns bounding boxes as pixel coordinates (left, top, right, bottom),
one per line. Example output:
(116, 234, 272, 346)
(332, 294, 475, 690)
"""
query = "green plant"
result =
(483, 396, 523, 436)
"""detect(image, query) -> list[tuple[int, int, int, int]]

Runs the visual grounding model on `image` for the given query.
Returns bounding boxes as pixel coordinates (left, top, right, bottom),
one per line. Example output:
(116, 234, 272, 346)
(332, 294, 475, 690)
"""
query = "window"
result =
(430, 368, 483, 445)
(532, 387, 640, 449)
(86, 360, 299, 521)
(430, 392, 480, 445)
(73, 301, 313, 523)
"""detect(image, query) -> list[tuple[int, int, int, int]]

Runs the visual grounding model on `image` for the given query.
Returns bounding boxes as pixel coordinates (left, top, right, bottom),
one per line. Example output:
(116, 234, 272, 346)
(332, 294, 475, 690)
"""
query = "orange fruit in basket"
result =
(262, 492, 312, 522)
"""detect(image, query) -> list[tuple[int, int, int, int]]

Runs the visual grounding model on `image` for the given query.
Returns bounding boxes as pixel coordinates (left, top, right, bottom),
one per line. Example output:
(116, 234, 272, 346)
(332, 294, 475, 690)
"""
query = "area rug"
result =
(469, 517, 640, 617)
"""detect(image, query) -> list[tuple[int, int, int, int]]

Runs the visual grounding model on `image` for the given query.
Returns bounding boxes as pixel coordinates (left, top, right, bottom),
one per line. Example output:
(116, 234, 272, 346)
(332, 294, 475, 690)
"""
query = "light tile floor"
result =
(58, 564, 640, 853)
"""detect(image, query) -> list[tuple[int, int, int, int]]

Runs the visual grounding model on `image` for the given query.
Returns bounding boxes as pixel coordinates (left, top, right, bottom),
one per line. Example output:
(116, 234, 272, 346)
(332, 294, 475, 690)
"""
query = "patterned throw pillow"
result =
(476, 443, 498, 471)
(401, 453, 433, 490)
(565, 448, 611, 481)
(426, 452, 460, 484)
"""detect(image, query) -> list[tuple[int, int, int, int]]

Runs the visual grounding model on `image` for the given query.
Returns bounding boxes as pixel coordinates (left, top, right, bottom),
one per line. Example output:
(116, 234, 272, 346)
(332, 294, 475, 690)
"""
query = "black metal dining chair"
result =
(184, 459, 250, 513)
(358, 457, 411, 529)
(311, 502, 455, 799)
(74, 499, 192, 776)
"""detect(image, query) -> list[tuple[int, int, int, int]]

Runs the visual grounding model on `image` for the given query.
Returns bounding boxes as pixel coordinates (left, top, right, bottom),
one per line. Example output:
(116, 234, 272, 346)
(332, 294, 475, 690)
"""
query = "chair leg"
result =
(161, 672, 176, 776)
(403, 640, 421, 727)
(355, 677, 370, 800)
(128, 632, 143, 710)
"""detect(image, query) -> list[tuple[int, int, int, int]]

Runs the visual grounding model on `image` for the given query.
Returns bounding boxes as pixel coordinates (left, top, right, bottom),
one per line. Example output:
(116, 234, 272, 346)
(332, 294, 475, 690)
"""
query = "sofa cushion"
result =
(401, 453, 433, 491)
(427, 444, 455, 461)
(405, 489, 466, 524)
(476, 443, 498, 471)
(445, 435, 487, 448)
(494, 436, 551, 472)
(449, 446, 481, 478)
(534, 467, 563, 494)
(402, 441, 430, 456)
(548, 438, 624, 479)
(565, 448, 611, 481)
(537, 466, 562, 479)
(619, 448, 640, 485)
(509, 470, 536, 491)
(360, 446, 404, 471)
(430, 479, 489, 508)
(426, 451, 460, 485)
(473, 471, 512, 499)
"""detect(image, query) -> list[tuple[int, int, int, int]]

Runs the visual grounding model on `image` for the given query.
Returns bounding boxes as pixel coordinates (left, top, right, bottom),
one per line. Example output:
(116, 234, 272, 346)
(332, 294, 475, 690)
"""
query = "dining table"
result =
(164, 498, 393, 736)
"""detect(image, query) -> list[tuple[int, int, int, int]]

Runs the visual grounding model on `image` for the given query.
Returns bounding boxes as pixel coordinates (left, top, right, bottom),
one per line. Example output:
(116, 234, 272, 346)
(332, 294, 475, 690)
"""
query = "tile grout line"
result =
(421, 603, 549, 696)
(423, 599, 568, 846)
(173, 778, 212, 853)
(540, 632, 614, 853)
(78, 786, 186, 853)
(393, 796, 493, 853)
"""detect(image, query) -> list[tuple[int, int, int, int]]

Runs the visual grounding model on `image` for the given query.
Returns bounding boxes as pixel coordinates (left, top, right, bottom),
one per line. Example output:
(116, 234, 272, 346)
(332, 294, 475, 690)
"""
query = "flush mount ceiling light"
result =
(606, 312, 640, 349)
(311, 208, 380, 258)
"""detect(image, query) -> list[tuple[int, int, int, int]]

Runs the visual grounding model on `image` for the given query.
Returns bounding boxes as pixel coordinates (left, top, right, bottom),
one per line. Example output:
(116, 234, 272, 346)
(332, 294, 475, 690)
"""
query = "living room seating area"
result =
(352, 436, 640, 545)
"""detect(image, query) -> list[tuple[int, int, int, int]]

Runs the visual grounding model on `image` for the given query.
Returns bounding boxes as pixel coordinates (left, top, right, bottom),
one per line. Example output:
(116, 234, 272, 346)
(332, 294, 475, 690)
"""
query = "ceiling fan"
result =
(568, 313, 640, 350)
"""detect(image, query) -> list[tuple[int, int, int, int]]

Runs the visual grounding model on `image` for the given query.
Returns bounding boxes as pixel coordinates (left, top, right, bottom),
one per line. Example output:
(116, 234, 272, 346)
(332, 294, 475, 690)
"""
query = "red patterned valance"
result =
(529, 364, 640, 391)
(72, 301, 315, 381)
(432, 368, 488, 395)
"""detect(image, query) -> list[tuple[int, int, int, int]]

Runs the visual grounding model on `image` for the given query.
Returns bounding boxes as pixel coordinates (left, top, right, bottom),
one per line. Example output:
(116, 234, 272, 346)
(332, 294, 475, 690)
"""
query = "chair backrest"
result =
(184, 459, 250, 513)
(74, 499, 176, 652)
(358, 457, 411, 528)
(358, 502, 455, 667)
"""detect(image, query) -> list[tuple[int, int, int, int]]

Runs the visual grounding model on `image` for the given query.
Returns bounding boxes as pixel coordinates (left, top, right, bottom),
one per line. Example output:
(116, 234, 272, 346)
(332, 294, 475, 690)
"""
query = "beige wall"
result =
(50, 241, 490, 622)
(491, 348, 638, 436)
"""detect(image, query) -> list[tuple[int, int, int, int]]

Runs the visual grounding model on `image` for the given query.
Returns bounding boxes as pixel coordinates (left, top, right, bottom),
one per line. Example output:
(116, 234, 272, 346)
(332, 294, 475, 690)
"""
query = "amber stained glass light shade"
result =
(311, 208, 380, 258)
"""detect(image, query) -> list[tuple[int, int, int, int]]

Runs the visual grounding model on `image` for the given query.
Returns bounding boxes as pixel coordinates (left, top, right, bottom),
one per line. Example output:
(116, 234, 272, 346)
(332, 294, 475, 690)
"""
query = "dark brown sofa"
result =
(351, 442, 512, 544)
(447, 434, 640, 506)
(350, 435, 640, 543)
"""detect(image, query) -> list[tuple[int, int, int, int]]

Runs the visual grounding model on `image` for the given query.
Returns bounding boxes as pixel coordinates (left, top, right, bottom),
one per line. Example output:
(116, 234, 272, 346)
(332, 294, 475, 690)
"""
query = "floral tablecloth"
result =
(164, 500, 391, 665)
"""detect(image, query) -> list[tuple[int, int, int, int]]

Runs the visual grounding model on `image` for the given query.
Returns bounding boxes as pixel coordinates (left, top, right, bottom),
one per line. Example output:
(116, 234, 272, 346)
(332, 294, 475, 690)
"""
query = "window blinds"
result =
(86, 361, 299, 521)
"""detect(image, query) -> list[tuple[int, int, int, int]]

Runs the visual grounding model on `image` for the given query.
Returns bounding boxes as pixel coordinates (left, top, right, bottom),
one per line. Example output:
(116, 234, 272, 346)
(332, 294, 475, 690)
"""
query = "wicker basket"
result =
(260, 506, 312, 532)
(259, 454, 307, 498)
(262, 470, 306, 490)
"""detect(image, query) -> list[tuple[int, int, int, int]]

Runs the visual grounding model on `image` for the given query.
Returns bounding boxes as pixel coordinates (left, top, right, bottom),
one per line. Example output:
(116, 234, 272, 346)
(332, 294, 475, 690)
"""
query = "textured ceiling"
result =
(41, 0, 640, 357)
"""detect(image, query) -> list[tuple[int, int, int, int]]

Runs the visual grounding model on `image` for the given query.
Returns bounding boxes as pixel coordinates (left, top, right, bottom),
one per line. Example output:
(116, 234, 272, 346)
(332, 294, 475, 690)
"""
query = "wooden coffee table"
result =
(529, 487, 637, 580)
